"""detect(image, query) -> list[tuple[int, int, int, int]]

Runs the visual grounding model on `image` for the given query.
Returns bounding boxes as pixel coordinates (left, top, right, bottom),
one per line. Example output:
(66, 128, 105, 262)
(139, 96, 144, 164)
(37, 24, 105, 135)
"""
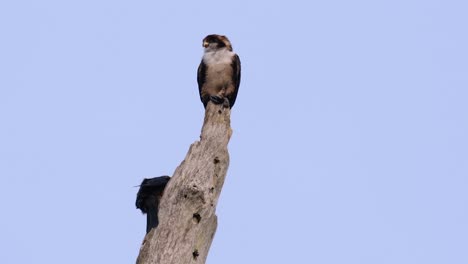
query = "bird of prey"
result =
(135, 176, 171, 234)
(197, 34, 241, 108)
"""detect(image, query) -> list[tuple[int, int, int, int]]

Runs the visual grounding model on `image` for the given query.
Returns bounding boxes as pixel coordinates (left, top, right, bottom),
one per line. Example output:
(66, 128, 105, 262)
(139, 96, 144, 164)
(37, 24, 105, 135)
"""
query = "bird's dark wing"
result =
(135, 176, 170, 212)
(228, 54, 241, 108)
(197, 60, 208, 107)
(141, 176, 170, 188)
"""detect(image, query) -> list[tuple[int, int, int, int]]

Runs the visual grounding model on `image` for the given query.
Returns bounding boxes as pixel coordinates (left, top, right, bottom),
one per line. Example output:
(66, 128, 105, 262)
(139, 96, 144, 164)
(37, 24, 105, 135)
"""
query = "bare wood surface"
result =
(136, 102, 232, 264)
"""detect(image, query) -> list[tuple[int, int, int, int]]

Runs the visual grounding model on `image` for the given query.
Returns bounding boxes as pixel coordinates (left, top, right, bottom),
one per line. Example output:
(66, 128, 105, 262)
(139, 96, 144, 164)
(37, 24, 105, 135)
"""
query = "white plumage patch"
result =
(202, 48, 234, 65)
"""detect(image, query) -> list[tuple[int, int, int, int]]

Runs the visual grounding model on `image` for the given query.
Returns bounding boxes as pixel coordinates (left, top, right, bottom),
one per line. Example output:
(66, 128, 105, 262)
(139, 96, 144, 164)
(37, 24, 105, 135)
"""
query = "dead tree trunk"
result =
(136, 102, 232, 264)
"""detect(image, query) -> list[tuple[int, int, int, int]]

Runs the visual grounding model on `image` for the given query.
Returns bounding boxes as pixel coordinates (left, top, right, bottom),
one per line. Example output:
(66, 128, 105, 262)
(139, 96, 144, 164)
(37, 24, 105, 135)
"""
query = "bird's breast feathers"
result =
(203, 49, 235, 65)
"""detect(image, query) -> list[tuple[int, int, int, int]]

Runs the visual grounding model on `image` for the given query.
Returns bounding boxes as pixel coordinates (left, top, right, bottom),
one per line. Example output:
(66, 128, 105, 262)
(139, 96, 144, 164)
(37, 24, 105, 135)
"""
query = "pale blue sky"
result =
(1, 1, 467, 263)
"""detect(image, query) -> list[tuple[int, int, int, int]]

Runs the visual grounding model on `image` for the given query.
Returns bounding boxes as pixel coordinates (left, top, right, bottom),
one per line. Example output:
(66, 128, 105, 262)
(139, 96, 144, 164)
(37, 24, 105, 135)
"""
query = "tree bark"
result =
(136, 102, 232, 264)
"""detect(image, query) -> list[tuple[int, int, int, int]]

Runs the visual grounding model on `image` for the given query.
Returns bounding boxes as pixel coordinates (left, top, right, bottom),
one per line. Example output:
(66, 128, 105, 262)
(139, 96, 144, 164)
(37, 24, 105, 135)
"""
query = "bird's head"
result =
(202, 34, 233, 52)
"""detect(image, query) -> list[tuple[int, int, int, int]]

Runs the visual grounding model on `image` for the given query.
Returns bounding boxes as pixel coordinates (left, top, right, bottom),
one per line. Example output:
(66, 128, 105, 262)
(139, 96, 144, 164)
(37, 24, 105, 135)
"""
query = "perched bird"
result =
(135, 176, 171, 234)
(197, 34, 241, 108)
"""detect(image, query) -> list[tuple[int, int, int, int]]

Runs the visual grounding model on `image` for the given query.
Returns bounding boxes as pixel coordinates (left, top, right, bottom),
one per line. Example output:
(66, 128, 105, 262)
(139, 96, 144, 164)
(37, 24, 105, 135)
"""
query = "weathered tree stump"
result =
(136, 102, 232, 264)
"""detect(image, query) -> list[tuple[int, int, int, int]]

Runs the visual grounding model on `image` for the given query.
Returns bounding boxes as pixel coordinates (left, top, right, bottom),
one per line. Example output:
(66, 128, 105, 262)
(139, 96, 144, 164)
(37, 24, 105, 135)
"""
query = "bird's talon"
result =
(223, 98, 230, 108)
(210, 96, 224, 105)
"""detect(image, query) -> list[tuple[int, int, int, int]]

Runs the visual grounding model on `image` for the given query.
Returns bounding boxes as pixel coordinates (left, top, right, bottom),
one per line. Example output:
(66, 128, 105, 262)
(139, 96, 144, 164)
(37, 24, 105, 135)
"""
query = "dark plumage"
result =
(197, 34, 241, 108)
(135, 176, 170, 233)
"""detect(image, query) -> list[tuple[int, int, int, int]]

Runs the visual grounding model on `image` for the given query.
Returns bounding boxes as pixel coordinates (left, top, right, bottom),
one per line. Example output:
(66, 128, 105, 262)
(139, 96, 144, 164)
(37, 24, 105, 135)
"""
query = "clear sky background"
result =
(1, 0, 467, 263)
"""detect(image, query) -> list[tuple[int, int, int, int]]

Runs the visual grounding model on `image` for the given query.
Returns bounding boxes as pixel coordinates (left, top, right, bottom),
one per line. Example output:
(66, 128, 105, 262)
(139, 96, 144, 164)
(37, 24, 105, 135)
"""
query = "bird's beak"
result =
(203, 41, 209, 48)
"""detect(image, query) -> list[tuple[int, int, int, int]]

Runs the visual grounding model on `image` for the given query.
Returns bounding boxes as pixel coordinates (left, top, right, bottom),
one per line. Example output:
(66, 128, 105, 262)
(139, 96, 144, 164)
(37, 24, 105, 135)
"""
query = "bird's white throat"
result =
(203, 49, 234, 65)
